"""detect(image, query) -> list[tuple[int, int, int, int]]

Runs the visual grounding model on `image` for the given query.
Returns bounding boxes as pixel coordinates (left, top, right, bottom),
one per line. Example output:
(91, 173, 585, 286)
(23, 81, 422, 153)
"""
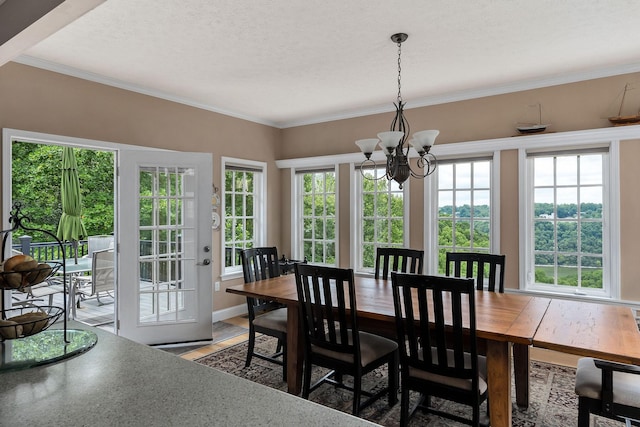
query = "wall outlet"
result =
(214, 281, 220, 292)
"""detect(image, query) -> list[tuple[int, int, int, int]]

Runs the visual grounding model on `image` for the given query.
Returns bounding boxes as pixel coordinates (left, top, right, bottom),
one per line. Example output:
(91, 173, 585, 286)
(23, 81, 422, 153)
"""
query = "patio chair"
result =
(74, 248, 115, 313)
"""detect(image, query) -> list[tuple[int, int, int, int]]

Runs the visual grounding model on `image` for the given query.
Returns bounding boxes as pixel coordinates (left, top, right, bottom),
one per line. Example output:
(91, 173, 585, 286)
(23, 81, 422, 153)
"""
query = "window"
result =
(354, 166, 407, 273)
(522, 148, 611, 295)
(221, 158, 266, 276)
(294, 168, 337, 265)
(435, 159, 493, 274)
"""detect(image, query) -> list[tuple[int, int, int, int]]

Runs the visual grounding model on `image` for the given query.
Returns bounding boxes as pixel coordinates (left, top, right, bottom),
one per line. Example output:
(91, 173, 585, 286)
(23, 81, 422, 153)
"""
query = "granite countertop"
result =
(1, 322, 377, 426)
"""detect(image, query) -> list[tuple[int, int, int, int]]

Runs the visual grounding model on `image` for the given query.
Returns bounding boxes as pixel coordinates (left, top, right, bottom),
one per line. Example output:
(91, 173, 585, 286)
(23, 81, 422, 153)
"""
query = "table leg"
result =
(513, 343, 530, 408)
(286, 303, 303, 395)
(486, 340, 512, 427)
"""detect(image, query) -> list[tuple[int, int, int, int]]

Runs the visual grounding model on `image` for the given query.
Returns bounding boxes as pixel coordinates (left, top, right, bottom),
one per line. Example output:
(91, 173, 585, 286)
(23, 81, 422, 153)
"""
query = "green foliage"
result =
(11, 142, 114, 243)
(301, 172, 337, 264)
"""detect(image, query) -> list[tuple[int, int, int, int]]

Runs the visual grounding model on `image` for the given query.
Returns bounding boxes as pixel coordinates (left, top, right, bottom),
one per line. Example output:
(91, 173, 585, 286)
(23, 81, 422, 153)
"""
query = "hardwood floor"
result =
(180, 316, 249, 360)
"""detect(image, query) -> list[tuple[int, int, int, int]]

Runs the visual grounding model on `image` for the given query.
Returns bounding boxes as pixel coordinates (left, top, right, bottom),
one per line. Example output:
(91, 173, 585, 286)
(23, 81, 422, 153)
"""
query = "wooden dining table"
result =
(228, 275, 640, 426)
(228, 274, 551, 427)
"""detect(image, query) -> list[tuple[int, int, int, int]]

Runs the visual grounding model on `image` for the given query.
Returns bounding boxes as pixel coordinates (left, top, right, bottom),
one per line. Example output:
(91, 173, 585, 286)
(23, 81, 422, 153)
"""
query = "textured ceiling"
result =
(16, 0, 640, 128)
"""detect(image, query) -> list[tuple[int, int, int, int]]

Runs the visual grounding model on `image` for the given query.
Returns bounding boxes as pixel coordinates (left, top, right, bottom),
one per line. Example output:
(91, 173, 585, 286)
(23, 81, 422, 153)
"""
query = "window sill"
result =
(220, 271, 243, 282)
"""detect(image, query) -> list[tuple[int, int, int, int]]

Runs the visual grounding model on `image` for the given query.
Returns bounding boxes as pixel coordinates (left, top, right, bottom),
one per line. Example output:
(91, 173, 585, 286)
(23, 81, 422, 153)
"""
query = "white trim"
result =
(519, 144, 618, 297)
(18, 54, 640, 129)
(609, 140, 621, 300)
(289, 168, 297, 258)
(492, 151, 501, 254)
(219, 157, 268, 275)
(276, 125, 640, 170)
(518, 148, 530, 289)
(290, 165, 339, 265)
(212, 303, 247, 323)
(423, 167, 437, 274)
(425, 157, 498, 274)
(349, 162, 357, 270)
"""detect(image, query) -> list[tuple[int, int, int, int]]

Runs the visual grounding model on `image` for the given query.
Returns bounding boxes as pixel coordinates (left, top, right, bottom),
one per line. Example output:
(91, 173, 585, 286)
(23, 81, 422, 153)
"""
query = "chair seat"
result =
(311, 330, 398, 367)
(409, 348, 488, 394)
(252, 307, 288, 333)
(575, 357, 640, 407)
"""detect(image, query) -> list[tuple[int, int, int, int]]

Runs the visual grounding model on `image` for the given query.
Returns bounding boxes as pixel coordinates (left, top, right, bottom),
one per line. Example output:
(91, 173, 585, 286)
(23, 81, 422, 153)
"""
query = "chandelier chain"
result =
(397, 39, 402, 103)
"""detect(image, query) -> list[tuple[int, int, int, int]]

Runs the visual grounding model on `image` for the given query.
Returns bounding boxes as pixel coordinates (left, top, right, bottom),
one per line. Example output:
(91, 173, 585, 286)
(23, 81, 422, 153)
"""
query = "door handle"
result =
(197, 259, 211, 266)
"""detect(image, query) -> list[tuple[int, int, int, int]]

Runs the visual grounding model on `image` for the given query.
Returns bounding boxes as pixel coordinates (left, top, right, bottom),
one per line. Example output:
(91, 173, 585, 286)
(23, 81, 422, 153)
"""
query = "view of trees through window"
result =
(531, 153, 605, 290)
(437, 160, 491, 274)
(224, 167, 258, 269)
(11, 141, 114, 244)
(360, 168, 404, 269)
(300, 170, 336, 265)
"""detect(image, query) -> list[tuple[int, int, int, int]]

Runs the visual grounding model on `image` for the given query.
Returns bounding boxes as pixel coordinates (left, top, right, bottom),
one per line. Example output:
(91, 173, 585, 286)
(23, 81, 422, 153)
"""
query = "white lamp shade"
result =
(377, 131, 404, 152)
(355, 138, 380, 154)
(412, 130, 439, 149)
(409, 138, 424, 154)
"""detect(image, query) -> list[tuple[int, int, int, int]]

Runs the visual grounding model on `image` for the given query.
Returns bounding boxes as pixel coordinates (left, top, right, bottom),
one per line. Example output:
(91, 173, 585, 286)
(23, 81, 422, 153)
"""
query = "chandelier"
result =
(356, 33, 438, 189)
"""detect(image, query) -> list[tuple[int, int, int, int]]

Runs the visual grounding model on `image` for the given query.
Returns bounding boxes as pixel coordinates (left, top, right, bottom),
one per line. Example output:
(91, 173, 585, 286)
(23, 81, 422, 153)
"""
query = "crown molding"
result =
(275, 125, 640, 169)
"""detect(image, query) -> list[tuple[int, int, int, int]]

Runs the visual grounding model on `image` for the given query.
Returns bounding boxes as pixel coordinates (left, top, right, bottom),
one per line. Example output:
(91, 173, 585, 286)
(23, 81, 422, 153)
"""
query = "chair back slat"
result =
(445, 251, 506, 292)
(295, 263, 359, 357)
(392, 273, 477, 380)
(240, 247, 283, 317)
(375, 247, 424, 279)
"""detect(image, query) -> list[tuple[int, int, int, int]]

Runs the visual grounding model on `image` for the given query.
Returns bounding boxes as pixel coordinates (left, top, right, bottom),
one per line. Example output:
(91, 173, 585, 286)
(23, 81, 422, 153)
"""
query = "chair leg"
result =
(282, 342, 287, 382)
(577, 397, 590, 427)
(245, 327, 256, 368)
(400, 384, 410, 427)
(302, 358, 313, 399)
(388, 352, 399, 407)
(352, 373, 362, 416)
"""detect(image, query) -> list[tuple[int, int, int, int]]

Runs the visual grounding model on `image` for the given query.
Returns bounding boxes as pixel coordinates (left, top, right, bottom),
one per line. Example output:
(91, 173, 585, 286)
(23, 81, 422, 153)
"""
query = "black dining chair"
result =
(445, 251, 506, 292)
(444, 251, 532, 408)
(240, 247, 287, 381)
(374, 247, 424, 279)
(575, 357, 640, 427)
(294, 263, 399, 416)
(391, 272, 488, 426)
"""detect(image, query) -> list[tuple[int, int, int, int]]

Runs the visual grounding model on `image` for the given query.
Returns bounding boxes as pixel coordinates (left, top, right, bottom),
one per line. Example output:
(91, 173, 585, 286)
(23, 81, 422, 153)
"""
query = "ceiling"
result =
(13, 0, 640, 128)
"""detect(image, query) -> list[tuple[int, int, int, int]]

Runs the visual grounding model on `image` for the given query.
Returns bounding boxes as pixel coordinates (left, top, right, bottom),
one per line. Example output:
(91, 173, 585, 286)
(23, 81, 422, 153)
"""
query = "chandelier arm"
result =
(359, 159, 388, 181)
(410, 153, 438, 178)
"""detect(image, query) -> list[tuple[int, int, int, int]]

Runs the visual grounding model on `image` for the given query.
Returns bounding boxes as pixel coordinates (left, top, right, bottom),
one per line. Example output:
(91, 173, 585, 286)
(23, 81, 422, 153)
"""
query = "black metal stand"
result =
(0, 202, 68, 343)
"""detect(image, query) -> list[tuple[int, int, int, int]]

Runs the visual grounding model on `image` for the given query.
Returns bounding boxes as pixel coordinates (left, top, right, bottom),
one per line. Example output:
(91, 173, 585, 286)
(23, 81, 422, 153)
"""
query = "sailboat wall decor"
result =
(516, 103, 550, 134)
(608, 83, 640, 126)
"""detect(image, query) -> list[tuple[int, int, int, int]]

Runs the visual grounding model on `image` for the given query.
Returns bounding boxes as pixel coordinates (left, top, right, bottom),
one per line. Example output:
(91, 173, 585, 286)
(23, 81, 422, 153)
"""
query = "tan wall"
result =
(0, 62, 282, 311)
(2, 61, 640, 312)
(280, 72, 640, 300)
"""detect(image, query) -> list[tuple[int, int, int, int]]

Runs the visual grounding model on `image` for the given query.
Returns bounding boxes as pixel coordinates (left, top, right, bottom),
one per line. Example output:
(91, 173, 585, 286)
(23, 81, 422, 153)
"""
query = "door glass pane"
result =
(138, 166, 197, 324)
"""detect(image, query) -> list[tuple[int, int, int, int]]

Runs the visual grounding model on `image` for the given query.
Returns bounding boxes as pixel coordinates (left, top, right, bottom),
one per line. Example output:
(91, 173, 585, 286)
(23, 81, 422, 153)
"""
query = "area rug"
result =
(195, 335, 620, 426)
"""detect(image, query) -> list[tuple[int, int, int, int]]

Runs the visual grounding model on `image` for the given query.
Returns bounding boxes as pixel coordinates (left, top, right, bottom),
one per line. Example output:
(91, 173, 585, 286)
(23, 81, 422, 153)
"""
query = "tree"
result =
(11, 142, 115, 243)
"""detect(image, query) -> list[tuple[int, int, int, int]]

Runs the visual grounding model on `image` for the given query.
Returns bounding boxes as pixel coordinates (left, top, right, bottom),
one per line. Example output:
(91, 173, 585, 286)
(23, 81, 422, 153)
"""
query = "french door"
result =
(118, 150, 212, 345)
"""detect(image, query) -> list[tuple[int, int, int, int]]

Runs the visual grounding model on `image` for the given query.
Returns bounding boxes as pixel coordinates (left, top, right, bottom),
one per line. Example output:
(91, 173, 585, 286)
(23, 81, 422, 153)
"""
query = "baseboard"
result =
(212, 304, 247, 323)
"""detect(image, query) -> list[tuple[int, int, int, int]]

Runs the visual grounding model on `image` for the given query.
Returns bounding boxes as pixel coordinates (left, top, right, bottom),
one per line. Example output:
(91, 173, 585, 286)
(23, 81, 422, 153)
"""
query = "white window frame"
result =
(220, 157, 267, 279)
(425, 155, 500, 275)
(519, 142, 620, 298)
(350, 164, 410, 275)
(291, 166, 339, 266)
